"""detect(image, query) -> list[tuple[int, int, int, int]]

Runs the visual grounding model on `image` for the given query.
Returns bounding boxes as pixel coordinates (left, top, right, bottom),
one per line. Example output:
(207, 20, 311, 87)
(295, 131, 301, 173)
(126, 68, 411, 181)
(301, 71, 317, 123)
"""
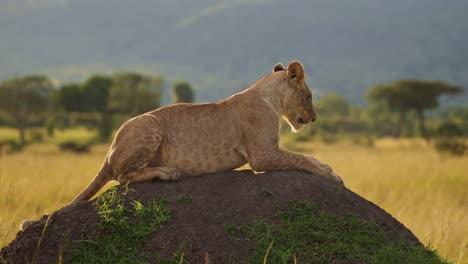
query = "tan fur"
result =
(68, 61, 343, 206)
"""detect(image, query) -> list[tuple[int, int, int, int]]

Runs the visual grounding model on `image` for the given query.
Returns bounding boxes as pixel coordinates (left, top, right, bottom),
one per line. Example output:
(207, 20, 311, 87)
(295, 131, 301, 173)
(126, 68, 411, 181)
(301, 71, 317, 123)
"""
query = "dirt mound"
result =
(1, 170, 420, 263)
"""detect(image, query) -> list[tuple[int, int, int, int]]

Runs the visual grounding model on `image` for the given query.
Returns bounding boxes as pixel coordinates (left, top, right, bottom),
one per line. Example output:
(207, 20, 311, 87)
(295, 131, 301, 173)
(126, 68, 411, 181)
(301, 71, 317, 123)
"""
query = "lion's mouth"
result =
(297, 117, 305, 124)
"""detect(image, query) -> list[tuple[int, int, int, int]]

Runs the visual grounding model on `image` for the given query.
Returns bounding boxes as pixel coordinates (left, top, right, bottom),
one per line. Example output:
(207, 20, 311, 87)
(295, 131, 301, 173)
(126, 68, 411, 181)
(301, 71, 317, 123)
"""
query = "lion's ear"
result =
(287, 61, 305, 82)
(273, 63, 285, 72)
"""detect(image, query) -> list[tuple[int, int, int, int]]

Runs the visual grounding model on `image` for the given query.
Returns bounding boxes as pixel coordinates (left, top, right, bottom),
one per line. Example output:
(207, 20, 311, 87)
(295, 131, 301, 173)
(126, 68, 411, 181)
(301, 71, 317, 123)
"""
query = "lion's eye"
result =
(307, 95, 312, 103)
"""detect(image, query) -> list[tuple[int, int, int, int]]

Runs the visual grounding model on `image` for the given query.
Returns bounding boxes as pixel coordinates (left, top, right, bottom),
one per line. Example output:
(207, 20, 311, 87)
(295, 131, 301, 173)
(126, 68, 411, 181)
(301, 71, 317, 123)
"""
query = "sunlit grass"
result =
(0, 127, 17, 141)
(0, 143, 117, 248)
(227, 201, 449, 264)
(48, 127, 97, 144)
(0, 129, 466, 263)
(0, 126, 96, 144)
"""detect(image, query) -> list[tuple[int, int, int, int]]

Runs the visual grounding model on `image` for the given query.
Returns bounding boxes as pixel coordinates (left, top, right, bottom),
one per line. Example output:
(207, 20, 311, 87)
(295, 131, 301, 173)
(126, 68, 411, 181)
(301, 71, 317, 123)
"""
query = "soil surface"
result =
(1, 170, 420, 263)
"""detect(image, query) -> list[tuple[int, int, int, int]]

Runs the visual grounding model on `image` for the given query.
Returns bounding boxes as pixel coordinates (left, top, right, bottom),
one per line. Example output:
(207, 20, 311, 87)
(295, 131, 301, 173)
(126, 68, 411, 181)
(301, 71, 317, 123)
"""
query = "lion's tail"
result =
(20, 159, 113, 231)
(69, 159, 113, 205)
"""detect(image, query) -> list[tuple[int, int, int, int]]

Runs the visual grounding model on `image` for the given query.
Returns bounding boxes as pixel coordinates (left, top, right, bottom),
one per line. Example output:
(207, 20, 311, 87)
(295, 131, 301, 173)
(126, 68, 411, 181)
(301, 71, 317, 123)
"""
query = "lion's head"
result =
(273, 61, 317, 131)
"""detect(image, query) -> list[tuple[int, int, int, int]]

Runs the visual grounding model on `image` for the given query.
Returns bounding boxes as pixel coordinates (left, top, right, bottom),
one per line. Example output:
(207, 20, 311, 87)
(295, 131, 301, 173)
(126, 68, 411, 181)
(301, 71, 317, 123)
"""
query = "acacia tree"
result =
(368, 80, 463, 138)
(367, 83, 411, 137)
(172, 81, 194, 103)
(0, 75, 54, 145)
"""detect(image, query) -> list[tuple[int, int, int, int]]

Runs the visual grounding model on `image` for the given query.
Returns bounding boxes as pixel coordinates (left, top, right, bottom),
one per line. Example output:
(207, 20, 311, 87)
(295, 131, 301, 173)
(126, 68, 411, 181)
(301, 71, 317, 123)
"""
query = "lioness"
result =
(20, 61, 343, 230)
(70, 61, 343, 205)
(21, 61, 343, 230)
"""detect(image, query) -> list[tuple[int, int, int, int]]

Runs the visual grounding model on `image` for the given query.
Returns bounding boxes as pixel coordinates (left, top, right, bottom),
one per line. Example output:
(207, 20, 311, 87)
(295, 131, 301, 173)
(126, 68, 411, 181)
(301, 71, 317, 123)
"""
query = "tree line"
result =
(0, 73, 465, 150)
(314, 80, 464, 138)
(308, 80, 466, 155)
(0, 73, 194, 146)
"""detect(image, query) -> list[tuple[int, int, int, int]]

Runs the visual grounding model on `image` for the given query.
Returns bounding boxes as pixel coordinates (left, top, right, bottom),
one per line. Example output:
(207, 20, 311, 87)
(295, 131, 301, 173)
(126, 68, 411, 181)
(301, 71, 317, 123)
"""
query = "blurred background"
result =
(0, 0, 467, 263)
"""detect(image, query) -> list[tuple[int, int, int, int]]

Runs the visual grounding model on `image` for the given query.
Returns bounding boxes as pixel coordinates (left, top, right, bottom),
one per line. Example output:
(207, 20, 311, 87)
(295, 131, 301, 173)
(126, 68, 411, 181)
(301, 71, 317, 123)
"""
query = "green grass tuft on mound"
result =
(63, 187, 172, 263)
(226, 201, 451, 264)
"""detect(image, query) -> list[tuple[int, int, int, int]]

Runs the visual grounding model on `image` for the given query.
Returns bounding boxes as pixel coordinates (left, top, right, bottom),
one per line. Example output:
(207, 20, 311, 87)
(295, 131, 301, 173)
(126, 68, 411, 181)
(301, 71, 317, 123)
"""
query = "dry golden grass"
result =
(0, 131, 466, 263)
(0, 143, 116, 249)
(0, 127, 17, 141)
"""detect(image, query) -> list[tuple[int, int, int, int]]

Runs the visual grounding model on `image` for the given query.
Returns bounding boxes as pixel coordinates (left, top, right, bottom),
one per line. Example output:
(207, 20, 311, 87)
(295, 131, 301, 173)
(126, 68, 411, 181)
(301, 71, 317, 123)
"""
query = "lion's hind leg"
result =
(112, 144, 181, 184)
(110, 115, 180, 185)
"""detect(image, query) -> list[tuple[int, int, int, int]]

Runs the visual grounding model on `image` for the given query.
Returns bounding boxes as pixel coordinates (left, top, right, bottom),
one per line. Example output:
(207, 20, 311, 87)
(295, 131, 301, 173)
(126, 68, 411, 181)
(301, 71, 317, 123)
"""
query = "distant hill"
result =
(1, 0, 467, 106)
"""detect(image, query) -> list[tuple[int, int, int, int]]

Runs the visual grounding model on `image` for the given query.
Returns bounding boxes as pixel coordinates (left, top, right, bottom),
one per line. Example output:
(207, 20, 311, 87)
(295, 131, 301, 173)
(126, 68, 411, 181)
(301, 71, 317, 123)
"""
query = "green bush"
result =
(320, 133, 339, 144)
(172, 81, 194, 103)
(351, 135, 375, 147)
(434, 138, 466, 156)
(58, 140, 94, 153)
(435, 121, 463, 138)
(28, 130, 44, 143)
(293, 133, 311, 142)
(0, 139, 25, 153)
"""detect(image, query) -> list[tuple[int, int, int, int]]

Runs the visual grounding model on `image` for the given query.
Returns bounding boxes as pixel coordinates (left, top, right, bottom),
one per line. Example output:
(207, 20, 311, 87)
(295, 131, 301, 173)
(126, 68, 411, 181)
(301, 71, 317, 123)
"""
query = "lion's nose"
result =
(310, 108, 317, 122)
(311, 112, 317, 122)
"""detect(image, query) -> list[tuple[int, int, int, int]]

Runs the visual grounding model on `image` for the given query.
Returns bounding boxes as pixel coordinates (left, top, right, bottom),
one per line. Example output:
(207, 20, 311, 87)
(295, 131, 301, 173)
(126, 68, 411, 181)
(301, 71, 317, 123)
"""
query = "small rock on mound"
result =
(1, 170, 420, 263)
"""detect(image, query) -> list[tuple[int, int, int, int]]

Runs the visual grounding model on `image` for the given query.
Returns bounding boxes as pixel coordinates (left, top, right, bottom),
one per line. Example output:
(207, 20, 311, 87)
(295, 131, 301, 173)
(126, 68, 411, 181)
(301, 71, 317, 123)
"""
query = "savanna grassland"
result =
(0, 128, 467, 263)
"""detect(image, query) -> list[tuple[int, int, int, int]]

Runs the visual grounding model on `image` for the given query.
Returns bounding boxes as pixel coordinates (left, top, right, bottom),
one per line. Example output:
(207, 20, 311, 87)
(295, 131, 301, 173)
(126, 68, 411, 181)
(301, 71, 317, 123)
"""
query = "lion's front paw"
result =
(159, 168, 181, 181)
